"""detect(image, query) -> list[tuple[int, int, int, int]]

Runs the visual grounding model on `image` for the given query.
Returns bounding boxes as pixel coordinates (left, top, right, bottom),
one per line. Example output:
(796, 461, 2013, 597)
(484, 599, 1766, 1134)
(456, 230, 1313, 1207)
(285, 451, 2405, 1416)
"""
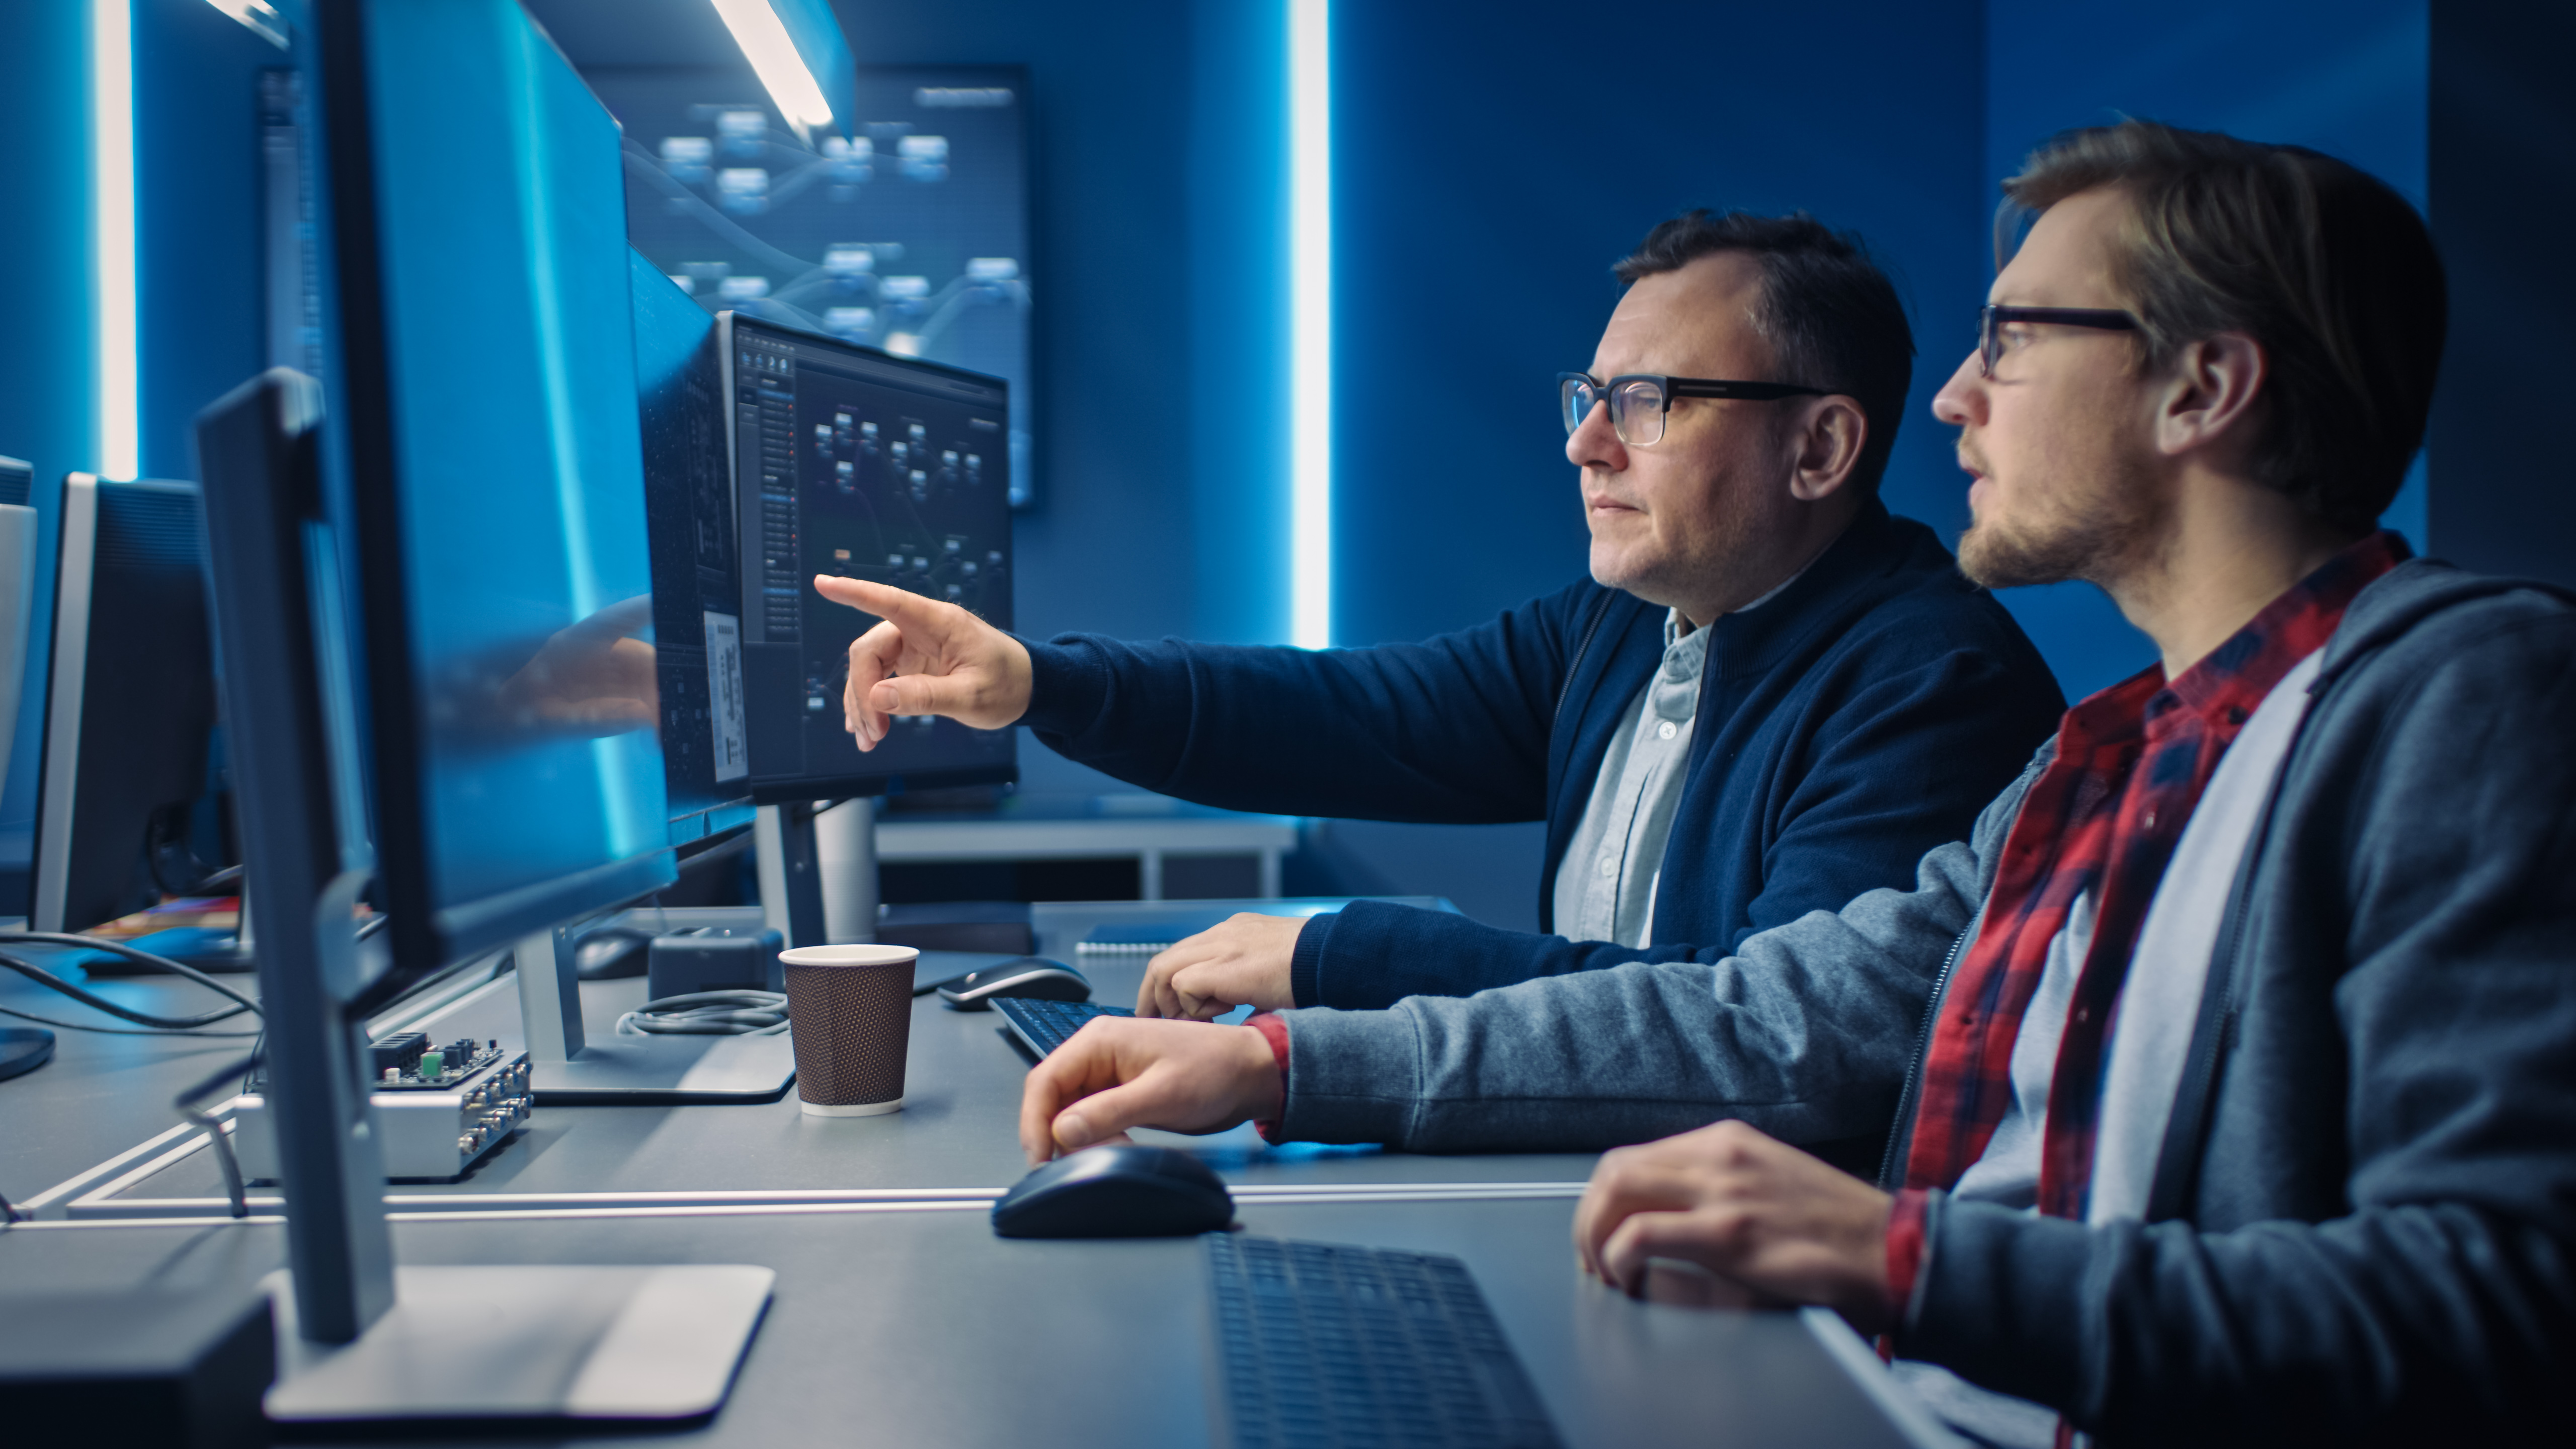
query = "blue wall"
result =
(0, 0, 275, 910)
(0, 4, 97, 902)
(1330, 1, 1992, 652)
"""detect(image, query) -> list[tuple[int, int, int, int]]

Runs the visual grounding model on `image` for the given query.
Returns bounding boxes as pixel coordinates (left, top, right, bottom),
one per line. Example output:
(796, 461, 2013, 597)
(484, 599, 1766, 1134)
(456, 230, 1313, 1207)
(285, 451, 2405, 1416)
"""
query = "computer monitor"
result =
(321, 1, 675, 991)
(194, 0, 768, 1420)
(719, 314, 1016, 803)
(631, 248, 753, 847)
(28, 474, 232, 939)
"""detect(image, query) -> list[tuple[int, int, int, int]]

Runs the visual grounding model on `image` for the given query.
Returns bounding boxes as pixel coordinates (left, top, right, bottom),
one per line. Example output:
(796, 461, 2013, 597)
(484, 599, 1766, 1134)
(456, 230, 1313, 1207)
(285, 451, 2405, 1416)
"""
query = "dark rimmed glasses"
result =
(1977, 305, 2138, 377)
(1558, 372, 1826, 448)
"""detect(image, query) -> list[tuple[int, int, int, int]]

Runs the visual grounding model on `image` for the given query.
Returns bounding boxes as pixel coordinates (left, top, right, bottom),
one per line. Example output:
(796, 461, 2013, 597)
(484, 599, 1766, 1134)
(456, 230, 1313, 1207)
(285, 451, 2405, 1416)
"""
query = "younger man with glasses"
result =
(822, 217, 2060, 1157)
(1017, 121, 2576, 1443)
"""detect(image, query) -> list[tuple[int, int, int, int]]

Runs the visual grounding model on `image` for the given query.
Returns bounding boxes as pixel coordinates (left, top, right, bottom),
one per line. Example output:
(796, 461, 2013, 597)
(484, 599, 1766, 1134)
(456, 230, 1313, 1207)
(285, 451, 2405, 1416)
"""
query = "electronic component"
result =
(1206, 1235, 1563, 1449)
(232, 1045, 531, 1183)
(646, 925, 785, 998)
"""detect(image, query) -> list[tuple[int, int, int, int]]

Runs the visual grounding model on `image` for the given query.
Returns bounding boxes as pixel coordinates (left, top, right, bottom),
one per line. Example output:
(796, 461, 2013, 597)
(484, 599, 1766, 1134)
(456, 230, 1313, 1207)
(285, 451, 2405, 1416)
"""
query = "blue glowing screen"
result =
(359, 0, 673, 928)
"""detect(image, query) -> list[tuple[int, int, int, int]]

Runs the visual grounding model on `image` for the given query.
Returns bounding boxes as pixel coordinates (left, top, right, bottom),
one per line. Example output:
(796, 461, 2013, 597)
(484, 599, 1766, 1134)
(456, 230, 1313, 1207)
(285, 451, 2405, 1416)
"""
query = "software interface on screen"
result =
(725, 316, 1013, 797)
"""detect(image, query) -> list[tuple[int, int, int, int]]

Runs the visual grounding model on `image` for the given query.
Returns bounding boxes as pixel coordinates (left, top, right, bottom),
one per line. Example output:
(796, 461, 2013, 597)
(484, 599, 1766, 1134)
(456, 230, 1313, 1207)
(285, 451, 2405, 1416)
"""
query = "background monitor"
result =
(318, 0, 674, 987)
(718, 313, 1015, 804)
(631, 247, 753, 847)
(593, 64, 1037, 508)
(29, 473, 231, 937)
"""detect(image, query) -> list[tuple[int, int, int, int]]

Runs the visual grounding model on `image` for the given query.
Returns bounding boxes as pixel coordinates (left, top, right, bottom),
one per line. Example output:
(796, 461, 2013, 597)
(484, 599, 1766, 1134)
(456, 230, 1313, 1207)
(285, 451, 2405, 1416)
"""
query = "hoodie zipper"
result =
(1877, 916, 1976, 1189)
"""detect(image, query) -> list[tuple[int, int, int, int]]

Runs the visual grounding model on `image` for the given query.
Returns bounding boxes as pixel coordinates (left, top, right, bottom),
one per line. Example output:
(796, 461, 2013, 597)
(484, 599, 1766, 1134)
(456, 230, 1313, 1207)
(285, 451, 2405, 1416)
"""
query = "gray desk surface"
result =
(0, 1197, 1928, 1447)
(97, 943, 1598, 1211)
(0, 951, 267, 1201)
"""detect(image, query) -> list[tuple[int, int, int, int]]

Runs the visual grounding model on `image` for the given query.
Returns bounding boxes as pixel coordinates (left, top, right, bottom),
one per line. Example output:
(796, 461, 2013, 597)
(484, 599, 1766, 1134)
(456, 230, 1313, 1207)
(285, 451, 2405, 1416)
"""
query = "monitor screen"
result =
(318, 0, 674, 974)
(721, 314, 1015, 802)
(631, 249, 752, 845)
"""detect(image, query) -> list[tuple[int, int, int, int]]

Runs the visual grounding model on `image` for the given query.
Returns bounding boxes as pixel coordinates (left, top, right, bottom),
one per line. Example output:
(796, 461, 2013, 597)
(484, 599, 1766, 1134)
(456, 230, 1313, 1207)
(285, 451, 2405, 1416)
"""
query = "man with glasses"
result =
(1014, 122, 2576, 1443)
(821, 214, 2059, 1149)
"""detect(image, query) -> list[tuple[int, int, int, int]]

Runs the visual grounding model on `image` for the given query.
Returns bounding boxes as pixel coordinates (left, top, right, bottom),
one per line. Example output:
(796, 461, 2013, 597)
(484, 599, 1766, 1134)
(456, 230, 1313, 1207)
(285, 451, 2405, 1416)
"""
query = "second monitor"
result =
(720, 315, 1015, 803)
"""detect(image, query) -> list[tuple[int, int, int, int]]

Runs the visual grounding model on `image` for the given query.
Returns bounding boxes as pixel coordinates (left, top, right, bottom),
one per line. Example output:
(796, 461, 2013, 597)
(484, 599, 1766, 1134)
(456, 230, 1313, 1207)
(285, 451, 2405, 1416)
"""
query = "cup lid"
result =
(778, 943, 919, 968)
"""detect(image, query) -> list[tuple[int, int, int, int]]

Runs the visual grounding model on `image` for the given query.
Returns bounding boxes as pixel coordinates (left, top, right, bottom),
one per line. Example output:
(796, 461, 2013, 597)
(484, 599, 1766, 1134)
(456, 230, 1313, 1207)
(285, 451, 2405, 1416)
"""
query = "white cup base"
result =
(800, 1097, 903, 1117)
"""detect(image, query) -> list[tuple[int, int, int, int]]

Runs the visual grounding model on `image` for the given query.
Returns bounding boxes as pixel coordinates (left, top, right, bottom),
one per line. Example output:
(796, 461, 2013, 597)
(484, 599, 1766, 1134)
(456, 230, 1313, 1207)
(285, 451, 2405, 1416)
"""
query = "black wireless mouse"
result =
(936, 956, 1091, 1011)
(991, 1144, 1236, 1239)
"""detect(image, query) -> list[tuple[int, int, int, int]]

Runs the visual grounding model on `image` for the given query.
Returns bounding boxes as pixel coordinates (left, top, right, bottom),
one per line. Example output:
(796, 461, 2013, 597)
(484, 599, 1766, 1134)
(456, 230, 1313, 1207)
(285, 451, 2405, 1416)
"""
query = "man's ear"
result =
(1788, 396, 1868, 502)
(2154, 332, 2268, 462)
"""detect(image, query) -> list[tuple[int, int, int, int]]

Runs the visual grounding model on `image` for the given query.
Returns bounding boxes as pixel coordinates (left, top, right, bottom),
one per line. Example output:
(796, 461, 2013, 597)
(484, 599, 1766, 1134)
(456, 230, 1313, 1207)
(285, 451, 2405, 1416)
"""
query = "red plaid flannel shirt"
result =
(1883, 532, 2407, 1319)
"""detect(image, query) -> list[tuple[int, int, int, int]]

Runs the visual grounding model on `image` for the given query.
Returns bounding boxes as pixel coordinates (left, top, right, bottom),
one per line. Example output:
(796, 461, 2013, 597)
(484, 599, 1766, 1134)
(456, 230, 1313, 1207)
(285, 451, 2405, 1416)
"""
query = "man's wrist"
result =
(1015, 634, 1107, 735)
(1287, 914, 1335, 1008)
(1882, 1187, 1933, 1339)
(1244, 1014, 1291, 1139)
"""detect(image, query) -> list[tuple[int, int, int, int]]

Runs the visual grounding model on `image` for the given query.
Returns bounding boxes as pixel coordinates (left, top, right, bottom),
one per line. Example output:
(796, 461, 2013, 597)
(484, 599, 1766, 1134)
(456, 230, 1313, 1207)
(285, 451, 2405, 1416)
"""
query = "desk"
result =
(67, 936, 1595, 1217)
(0, 1202, 1929, 1447)
(0, 901, 1944, 1446)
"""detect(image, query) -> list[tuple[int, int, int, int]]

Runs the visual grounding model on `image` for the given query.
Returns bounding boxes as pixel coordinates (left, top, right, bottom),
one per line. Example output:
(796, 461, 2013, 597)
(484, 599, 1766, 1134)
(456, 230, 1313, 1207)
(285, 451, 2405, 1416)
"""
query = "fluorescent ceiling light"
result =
(205, 0, 289, 49)
(1288, 0, 1332, 650)
(708, 0, 835, 143)
(93, 0, 137, 482)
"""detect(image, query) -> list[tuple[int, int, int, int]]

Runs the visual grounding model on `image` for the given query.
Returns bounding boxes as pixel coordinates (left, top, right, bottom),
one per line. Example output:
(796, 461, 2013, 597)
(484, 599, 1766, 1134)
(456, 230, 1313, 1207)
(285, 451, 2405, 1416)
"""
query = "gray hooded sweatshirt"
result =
(1270, 559, 2576, 1445)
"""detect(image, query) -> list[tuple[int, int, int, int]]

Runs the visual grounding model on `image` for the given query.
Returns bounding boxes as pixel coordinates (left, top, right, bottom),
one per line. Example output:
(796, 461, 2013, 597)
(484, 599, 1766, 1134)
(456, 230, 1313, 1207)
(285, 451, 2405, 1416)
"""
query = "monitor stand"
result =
(518, 800, 867, 1104)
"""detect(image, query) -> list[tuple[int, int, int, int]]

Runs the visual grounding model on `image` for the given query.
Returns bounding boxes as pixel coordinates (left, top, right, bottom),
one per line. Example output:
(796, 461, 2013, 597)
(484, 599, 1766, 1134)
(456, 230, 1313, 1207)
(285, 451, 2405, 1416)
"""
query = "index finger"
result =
(814, 574, 941, 627)
(1018, 1025, 1123, 1164)
(1573, 1150, 1676, 1279)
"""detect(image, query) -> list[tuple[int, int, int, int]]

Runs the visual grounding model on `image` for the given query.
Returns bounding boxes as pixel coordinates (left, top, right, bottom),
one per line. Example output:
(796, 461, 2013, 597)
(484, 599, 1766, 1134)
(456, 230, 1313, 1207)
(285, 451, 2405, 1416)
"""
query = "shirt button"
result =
(1599, 856, 1618, 877)
(1656, 720, 1678, 741)
(2143, 809, 2158, 829)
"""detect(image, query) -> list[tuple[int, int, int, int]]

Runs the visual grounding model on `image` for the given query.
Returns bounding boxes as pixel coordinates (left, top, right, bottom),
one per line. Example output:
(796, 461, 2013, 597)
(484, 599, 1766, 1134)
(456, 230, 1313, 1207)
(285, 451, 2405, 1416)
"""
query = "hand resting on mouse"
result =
(1017, 1016, 1282, 1167)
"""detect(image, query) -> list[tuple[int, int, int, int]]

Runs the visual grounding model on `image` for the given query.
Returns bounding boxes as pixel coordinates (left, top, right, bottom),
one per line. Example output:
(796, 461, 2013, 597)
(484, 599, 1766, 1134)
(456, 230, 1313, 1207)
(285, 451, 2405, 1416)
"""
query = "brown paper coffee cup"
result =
(779, 944, 918, 1116)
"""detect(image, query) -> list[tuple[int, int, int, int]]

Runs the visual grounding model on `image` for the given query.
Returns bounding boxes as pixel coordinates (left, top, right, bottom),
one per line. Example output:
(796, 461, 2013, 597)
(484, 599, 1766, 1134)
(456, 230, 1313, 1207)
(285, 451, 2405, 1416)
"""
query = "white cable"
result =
(615, 990, 788, 1037)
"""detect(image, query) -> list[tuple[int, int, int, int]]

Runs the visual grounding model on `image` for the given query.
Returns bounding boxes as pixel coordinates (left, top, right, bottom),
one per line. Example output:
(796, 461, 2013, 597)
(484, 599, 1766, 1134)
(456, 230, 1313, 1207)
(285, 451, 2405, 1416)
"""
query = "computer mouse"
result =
(991, 1144, 1235, 1239)
(936, 956, 1091, 1010)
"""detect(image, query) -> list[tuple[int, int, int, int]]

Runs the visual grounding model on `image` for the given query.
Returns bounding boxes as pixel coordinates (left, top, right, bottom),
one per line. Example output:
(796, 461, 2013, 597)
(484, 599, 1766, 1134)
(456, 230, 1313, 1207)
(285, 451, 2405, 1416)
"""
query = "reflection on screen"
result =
(363, 0, 670, 918)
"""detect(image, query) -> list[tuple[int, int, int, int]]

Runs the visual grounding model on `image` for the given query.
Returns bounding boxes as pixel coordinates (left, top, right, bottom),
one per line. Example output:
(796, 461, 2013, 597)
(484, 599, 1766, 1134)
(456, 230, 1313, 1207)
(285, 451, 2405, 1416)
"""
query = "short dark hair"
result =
(1615, 210, 1915, 494)
(2003, 120, 2446, 535)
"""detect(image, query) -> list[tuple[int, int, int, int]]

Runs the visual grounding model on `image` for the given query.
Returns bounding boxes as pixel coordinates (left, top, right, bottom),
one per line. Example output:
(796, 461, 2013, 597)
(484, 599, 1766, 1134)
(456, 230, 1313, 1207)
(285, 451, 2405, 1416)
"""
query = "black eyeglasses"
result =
(1558, 372, 1826, 448)
(1977, 305, 2138, 377)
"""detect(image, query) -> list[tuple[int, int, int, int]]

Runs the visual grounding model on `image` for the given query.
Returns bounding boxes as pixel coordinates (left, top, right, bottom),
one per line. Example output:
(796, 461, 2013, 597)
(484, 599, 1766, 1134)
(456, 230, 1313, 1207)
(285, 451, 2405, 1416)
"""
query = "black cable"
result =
(0, 1003, 260, 1036)
(0, 932, 263, 1012)
(0, 938, 261, 1031)
(174, 1042, 262, 1220)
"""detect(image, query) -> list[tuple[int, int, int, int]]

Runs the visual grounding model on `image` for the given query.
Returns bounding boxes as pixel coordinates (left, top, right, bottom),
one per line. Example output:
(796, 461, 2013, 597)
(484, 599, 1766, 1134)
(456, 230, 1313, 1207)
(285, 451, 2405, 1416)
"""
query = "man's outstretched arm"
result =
(816, 572, 1601, 825)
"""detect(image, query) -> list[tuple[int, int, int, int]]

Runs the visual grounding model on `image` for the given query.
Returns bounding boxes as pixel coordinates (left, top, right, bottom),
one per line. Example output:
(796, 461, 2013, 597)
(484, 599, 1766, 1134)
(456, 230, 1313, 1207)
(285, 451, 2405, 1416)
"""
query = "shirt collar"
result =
(1664, 549, 1821, 647)
(2152, 530, 2410, 732)
(2063, 530, 2410, 747)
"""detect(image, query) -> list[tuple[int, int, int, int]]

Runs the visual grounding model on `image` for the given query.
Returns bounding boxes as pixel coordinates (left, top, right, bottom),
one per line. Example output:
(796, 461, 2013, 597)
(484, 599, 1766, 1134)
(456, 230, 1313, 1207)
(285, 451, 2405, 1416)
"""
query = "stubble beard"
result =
(1957, 451, 2160, 591)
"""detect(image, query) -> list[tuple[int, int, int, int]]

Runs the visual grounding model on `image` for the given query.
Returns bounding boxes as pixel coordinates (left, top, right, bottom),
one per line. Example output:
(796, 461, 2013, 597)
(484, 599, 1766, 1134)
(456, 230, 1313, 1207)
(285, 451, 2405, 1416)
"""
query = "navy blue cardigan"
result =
(1017, 503, 2064, 1008)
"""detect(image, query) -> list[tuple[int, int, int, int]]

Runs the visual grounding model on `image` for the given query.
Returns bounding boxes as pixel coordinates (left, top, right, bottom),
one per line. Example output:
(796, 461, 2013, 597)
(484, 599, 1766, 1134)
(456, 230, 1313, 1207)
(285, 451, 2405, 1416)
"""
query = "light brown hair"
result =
(2002, 120, 2445, 534)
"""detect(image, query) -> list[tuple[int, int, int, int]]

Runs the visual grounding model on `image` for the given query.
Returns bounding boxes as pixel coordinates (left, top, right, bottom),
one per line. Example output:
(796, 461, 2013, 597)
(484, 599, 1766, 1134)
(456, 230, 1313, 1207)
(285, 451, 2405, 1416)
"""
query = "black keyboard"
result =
(1206, 1235, 1562, 1449)
(992, 996, 1131, 1058)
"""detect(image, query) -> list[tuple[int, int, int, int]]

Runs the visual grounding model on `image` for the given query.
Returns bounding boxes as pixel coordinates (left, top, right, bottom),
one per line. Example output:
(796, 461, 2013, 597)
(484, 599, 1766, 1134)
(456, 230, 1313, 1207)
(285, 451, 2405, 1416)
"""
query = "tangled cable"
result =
(614, 989, 788, 1037)
(0, 932, 263, 1033)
